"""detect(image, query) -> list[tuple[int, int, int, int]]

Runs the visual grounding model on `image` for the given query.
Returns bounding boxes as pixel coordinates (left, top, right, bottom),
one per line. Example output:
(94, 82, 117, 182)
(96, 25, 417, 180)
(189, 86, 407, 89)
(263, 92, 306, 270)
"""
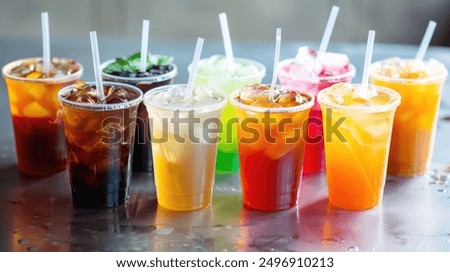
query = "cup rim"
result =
(277, 58, 356, 83)
(317, 84, 401, 113)
(58, 81, 144, 111)
(2, 57, 84, 83)
(143, 84, 228, 113)
(369, 59, 448, 84)
(187, 56, 266, 82)
(100, 58, 178, 84)
(229, 85, 315, 113)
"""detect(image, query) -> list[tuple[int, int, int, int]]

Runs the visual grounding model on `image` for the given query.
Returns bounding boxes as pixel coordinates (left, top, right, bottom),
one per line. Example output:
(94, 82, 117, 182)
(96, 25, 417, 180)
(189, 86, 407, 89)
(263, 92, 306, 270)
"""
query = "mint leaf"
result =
(103, 52, 174, 74)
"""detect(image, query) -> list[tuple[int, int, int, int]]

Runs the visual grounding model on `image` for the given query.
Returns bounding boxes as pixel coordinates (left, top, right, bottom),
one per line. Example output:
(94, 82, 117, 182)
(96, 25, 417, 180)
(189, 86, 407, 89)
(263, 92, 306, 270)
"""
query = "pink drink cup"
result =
(278, 58, 355, 174)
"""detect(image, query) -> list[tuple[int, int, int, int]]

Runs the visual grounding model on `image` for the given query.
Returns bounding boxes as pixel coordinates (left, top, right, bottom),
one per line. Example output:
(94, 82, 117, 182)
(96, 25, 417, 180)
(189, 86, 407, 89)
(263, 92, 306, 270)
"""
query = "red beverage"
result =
(231, 84, 314, 211)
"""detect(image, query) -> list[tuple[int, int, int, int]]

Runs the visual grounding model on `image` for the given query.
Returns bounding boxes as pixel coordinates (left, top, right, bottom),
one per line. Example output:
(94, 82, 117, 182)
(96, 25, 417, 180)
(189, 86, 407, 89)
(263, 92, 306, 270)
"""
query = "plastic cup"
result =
(370, 59, 448, 176)
(230, 86, 314, 211)
(278, 58, 355, 174)
(58, 82, 143, 208)
(144, 84, 227, 211)
(189, 57, 266, 173)
(101, 60, 178, 173)
(2, 58, 83, 177)
(318, 84, 401, 210)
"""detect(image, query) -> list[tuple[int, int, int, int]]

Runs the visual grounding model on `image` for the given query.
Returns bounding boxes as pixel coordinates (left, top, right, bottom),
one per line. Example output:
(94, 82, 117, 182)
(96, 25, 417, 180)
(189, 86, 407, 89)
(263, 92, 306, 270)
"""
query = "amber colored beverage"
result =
(58, 82, 143, 208)
(318, 83, 401, 210)
(2, 58, 83, 177)
(231, 84, 314, 211)
(370, 58, 448, 176)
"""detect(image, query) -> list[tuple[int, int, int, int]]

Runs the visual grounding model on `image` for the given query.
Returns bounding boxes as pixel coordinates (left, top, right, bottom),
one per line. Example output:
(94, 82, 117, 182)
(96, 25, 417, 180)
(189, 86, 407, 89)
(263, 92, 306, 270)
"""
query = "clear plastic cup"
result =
(318, 84, 401, 210)
(230, 85, 314, 211)
(370, 59, 448, 176)
(144, 84, 227, 211)
(2, 58, 83, 177)
(58, 82, 143, 208)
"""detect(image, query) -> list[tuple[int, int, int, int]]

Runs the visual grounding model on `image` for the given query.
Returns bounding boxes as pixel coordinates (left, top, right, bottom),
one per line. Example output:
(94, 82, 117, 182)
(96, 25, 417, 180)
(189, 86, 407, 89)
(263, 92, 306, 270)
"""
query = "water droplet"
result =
(348, 246, 359, 252)
(153, 228, 173, 236)
(27, 246, 41, 252)
(18, 238, 31, 245)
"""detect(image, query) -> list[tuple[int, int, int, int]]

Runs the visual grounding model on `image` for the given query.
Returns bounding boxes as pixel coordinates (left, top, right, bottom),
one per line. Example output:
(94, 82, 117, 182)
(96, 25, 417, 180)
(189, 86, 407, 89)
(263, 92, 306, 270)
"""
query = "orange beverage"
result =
(231, 84, 314, 211)
(2, 58, 83, 177)
(318, 83, 400, 210)
(370, 58, 448, 176)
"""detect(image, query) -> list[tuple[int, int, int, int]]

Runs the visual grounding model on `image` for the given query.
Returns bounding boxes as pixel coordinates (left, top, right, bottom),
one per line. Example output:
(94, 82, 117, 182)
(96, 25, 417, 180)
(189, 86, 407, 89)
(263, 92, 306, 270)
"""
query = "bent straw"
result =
(415, 20, 437, 62)
(360, 30, 376, 96)
(315, 6, 340, 72)
(185, 38, 205, 99)
(41, 12, 51, 76)
(269, 28, 282, 101)
(89, 31, 105, 102)
(140, 19, 150, 72)
(219, 12, 235, 70)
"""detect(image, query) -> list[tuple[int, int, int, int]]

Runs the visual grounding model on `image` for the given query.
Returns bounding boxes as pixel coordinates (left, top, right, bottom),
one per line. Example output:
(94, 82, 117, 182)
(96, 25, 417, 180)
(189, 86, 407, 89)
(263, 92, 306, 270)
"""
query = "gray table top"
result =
(0, 37, 449, 252)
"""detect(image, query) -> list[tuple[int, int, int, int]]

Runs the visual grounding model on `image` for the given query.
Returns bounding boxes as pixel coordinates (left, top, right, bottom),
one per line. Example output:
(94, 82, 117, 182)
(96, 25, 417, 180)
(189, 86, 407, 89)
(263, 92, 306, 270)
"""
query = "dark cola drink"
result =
(58, 81, 143, 208)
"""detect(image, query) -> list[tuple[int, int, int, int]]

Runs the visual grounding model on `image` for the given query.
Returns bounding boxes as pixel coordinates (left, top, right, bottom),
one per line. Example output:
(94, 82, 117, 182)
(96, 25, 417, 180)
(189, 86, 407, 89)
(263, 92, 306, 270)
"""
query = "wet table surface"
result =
(0, 38, 450, 252)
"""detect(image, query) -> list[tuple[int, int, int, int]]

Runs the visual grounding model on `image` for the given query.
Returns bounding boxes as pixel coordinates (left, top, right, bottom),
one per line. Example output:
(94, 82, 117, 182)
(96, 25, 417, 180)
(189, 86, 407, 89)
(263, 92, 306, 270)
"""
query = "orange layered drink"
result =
(318, 83, 400, 210)
(370, 58, 448, 176)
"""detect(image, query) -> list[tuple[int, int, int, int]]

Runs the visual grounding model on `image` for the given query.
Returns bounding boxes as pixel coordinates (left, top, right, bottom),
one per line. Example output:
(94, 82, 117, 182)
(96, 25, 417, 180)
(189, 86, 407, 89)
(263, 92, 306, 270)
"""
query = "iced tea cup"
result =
(370, 58, 448, 176)
(102, 59, 178, 173)
(230, 84, 314, 211)
(2, 58, 83, 177)
(144, 84, 227, 211)
(190, 56, 266, 173)
(58, 82, 143, 208)
(278, 56, 355, 175)
(318, 83, 401, 210)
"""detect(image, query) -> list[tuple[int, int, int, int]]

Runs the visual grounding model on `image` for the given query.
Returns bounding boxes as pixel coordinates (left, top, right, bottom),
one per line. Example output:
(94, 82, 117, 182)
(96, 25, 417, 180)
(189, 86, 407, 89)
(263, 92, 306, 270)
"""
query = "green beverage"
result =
(190, 55, 265, 173)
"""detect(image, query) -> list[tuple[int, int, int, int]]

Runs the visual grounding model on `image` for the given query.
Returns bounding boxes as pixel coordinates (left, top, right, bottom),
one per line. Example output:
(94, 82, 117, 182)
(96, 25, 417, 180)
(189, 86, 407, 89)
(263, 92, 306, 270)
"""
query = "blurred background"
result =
(0, 0, 449, 46)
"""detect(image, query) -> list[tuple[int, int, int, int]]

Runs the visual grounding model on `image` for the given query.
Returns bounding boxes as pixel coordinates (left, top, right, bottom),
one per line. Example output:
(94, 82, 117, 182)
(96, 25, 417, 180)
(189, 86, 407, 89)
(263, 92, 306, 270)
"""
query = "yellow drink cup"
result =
(370, 58, 448, 176)
(144, 84, 227, 211)
(318, 83, 401, 210)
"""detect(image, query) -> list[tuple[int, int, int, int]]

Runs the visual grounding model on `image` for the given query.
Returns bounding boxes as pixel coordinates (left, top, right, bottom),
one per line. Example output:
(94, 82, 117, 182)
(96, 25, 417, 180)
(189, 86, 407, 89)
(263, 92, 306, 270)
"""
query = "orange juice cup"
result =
(370, 58, 448, 176)
(318, 83, 401, 210)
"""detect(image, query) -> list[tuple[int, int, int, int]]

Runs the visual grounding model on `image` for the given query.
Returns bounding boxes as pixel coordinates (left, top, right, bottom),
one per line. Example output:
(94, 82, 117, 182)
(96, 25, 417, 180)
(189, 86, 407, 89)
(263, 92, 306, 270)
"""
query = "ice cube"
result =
(235, 65, 259, 77)
(22, 102, 50, 118)
(321, 52, 350, 75)
(238, 84, 269, 104)
(364, 118, 390, 140)
(166, 86, 185, 100)
(10, 63, 34, 77)
(250, 99, 282, 108)
(426, 58, 446, 77)
(290, 63, 316, 81)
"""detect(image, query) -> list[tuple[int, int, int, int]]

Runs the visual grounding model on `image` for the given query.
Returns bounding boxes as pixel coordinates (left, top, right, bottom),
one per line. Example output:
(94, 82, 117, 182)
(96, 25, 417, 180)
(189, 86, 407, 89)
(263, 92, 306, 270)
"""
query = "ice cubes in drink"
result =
(377, 57, 447, 79)
(236, 84, 310, 108)
(62, 81, 140, 104)
(9, 58, 80, 79)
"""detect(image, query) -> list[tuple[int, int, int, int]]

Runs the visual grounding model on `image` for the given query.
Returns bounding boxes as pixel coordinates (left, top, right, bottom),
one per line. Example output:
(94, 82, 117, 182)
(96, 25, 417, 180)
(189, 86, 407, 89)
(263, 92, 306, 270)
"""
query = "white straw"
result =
(140, 19, 150, 72)
(415, 20, 437, 62)
(41, 12, 51, 76)
(185, 37, 205, 99)
(89, 31, 105, 102)
(269, 28, 282, 101)
(361, 30, 376, 95)
(315, 5, 340, 72)
(219, 12, 235, 70)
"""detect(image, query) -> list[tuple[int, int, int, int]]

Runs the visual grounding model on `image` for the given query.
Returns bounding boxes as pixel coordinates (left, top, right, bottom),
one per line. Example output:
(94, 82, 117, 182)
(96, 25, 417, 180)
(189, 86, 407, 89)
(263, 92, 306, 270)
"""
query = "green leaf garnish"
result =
(103, 52, 174, 73)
